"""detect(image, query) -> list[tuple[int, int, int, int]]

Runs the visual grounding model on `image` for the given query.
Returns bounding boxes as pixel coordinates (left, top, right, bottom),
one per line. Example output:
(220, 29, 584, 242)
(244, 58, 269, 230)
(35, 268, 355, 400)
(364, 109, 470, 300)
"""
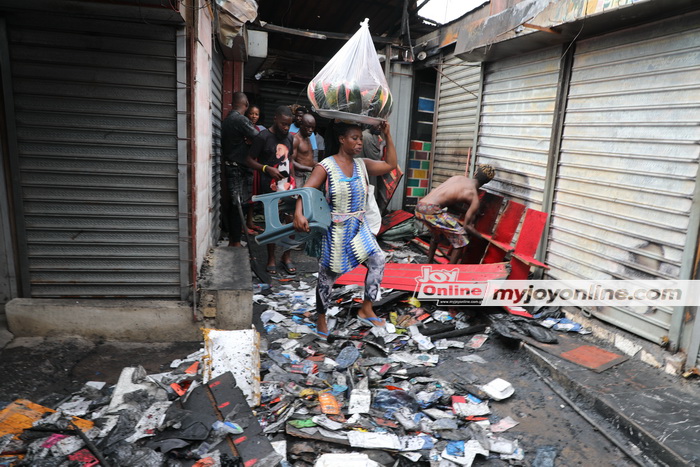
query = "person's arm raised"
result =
(364, 120, 398, 177)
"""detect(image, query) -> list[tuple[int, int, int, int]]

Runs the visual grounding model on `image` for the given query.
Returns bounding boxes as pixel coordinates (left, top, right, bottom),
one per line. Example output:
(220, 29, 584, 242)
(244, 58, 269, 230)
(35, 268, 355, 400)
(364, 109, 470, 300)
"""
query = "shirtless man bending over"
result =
(292, 114, 317, 187)
(415, 164, 495, 264)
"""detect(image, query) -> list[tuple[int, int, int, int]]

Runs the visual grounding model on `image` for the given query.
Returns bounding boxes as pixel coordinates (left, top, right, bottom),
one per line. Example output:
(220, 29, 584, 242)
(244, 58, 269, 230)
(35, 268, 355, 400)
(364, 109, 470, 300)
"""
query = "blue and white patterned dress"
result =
(319, 157, 381, 274)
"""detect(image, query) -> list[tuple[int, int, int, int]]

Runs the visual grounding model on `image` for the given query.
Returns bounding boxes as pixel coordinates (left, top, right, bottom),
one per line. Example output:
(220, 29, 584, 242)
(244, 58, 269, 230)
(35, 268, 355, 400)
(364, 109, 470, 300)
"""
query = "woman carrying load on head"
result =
(293, 121, 398, 339)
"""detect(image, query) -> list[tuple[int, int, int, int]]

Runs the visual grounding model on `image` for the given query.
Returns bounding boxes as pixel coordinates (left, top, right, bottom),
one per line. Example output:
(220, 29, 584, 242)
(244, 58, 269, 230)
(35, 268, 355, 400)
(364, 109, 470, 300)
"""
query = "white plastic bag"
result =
(307, 19, 393, 120)
(361, 159, 382, 235)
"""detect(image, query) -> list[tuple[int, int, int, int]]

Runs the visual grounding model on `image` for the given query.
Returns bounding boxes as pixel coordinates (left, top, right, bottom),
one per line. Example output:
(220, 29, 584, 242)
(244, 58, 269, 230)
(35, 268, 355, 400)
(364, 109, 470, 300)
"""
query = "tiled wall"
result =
(404, 140, 432, 209)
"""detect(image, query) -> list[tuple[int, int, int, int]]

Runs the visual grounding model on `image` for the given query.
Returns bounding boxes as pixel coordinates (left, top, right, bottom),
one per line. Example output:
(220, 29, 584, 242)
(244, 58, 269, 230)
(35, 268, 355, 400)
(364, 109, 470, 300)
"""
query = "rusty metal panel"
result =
(432, 55, 481, 188)
(475, 46, 561, 209)
(546, 17, 700, 344)
(8, 13, 181, 298)
(211, 48, 224, 244)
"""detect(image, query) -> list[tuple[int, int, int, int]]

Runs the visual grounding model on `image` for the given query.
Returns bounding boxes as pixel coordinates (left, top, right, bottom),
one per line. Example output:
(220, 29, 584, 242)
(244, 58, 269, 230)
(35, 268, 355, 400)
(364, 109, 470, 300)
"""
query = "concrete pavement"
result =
(526, 340, 700, 466)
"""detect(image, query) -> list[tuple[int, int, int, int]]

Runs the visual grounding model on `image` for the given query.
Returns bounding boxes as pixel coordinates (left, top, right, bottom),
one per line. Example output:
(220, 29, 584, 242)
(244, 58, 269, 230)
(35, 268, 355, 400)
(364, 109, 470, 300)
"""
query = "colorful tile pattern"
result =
(404, 140, 432, 209)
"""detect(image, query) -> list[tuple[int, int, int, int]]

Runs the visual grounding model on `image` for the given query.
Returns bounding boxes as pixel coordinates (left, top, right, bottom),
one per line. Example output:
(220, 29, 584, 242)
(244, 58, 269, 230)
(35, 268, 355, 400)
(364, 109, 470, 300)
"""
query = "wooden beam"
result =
(522, 23, 561, 34)
(256, 23, 400, 45)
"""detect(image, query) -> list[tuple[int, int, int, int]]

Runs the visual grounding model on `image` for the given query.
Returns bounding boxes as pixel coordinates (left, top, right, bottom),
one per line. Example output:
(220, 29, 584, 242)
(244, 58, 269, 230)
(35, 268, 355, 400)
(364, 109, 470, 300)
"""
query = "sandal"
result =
(357, 316, 386, 328)
(280, 261, 297, 275)
(315, 330, 329, 342)
(266, 264, 277, 275)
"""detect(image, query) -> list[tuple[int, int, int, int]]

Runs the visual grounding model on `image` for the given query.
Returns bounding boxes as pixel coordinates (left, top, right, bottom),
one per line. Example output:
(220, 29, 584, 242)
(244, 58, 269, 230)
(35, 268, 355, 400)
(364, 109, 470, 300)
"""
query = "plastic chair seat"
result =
(252, 187, 331, 246)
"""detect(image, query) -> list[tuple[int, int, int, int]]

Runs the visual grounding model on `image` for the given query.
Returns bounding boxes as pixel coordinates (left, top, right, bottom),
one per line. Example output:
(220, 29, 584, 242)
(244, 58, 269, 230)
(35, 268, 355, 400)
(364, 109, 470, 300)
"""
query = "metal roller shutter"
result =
(432, 55, 481, 188)
(211, 48, 224, 243)
(476, 47, 561, 209)
(546, 16, 700, 344)
(255, 82, 311, 128)
(8, 14, 184, 298)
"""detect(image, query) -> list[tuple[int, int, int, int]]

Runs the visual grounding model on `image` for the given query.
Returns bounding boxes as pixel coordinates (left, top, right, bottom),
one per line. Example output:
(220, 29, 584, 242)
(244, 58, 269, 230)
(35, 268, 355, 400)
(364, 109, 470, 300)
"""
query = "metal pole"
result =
(0, 18, 31, 296)
(537, 43, 575, 276)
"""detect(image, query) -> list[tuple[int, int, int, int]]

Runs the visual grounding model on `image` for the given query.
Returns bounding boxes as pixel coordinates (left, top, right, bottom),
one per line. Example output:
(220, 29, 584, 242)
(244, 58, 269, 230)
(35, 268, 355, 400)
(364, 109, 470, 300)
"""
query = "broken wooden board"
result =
(202, 328, 261, 407)
(285, 424, 350, 446)
(378, 210, 414, 236)
(523, 334, 628, 372)
(206, 372, 283, 467)
(336, 262, 510, 292)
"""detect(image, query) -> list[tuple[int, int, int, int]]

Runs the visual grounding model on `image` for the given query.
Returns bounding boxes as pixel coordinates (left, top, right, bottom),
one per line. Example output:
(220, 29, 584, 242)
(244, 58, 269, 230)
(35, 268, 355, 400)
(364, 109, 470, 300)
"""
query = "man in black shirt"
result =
(221, 92, 260, 247)
(246, 106, 296, 275)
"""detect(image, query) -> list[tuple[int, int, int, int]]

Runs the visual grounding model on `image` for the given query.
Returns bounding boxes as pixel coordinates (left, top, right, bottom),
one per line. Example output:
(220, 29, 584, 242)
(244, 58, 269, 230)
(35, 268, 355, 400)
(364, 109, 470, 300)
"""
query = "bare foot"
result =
(316, 314, 328, 335)
(357, 300, 385, 326)
(229, 242, 242, 247)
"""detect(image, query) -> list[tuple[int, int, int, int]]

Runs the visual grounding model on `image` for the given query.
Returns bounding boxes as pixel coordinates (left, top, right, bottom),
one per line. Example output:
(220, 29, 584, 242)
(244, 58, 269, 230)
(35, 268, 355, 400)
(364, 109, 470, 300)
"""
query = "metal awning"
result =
(453, 0, 700, 62)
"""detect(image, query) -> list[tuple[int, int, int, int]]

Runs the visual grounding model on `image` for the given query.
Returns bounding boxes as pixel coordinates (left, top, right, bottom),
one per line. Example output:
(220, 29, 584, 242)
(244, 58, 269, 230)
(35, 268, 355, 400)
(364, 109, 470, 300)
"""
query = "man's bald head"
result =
(232, 92, 249, 113)
(300, 113, 316, 138)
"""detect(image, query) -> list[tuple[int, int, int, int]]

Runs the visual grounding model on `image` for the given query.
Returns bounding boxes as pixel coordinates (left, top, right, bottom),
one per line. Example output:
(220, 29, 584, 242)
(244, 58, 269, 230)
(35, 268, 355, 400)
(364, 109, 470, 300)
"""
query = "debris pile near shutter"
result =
(1, 244, 593, 466)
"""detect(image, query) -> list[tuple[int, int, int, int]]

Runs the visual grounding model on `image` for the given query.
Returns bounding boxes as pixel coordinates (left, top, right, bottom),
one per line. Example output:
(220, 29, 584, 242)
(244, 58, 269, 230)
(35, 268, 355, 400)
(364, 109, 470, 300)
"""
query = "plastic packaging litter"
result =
(491, 416, 519, 433)
(532, 445, 558, 466)
(489, 436, 517, 455)
(394, 408, 420, 431)
(347, 431, 401, 450)
(311, 415, 344, 431)
(212, 420, 244, 435)
(348, 388, 372, 414)
(372, 389, 419, 417)
(318, 393, 341, 415)
(314, 452, 381, 467)
(253, 283, 271, 293)
(479, 378, 515, 401)
(441, 439, 489, 466)
(457, 354, 487, 364)
(452, 395, 491, 417)
(466, 334, 489, 349)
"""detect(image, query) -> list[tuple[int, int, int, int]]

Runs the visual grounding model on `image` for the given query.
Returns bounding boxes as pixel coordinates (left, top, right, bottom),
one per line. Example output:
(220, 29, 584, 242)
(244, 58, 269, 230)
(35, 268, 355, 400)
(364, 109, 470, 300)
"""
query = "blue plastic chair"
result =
(252, 187, 331, 246)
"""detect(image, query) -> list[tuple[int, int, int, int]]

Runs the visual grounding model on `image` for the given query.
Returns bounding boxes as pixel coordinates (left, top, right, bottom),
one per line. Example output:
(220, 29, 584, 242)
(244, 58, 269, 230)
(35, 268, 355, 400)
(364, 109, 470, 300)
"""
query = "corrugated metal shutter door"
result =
(476, 47, 561, 209)
(9, 15, 182, 298)
(546, 16, 700, 343)
(432, 55, 481, 188)
(211, 48, 224, 242)
(255, 82, 311, 128)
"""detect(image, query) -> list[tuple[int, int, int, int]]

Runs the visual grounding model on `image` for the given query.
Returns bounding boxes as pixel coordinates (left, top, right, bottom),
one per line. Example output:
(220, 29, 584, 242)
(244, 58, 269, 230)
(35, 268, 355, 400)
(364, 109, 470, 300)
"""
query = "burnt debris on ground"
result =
(0, 240, 635, 467)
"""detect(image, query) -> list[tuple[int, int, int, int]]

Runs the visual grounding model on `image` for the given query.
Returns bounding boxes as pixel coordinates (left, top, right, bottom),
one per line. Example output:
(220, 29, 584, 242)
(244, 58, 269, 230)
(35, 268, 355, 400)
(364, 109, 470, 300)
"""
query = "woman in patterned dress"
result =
(293, 121, 398, 338)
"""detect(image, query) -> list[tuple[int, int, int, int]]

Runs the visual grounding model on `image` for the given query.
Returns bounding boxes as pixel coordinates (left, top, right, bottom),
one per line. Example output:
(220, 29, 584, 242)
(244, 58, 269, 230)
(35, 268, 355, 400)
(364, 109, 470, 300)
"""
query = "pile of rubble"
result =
(1, 268, 590, 466)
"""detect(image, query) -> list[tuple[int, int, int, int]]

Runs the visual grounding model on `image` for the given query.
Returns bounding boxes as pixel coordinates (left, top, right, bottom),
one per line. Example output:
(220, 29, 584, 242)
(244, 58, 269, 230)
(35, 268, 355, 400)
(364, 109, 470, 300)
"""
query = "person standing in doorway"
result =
(221, 92, 258, 247)
(246, 105, 296, 275)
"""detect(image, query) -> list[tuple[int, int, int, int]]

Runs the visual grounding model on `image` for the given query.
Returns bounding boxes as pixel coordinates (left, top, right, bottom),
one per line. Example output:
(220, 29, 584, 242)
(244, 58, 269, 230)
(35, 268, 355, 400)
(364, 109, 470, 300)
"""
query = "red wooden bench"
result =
(463, 192, 549, 280)
(336, 190, 550, 298)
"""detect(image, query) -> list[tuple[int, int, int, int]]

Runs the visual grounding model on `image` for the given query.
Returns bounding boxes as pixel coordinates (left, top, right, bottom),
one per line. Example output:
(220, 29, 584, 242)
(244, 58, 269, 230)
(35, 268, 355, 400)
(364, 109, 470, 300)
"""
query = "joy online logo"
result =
(415, 266, 486, 303)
